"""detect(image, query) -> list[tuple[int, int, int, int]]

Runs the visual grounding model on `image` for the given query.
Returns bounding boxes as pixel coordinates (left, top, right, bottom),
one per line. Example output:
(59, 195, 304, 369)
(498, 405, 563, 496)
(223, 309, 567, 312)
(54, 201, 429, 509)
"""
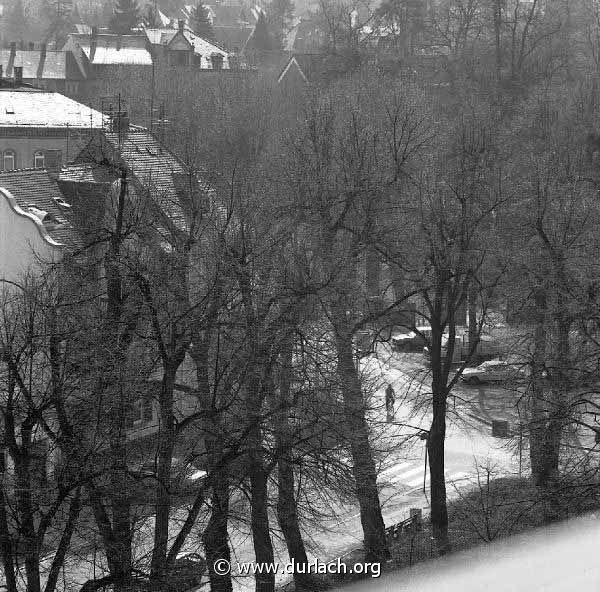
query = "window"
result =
(3, 150, 15, 171)
(127, 394, 154, 427)
(33, 150, 45, 169)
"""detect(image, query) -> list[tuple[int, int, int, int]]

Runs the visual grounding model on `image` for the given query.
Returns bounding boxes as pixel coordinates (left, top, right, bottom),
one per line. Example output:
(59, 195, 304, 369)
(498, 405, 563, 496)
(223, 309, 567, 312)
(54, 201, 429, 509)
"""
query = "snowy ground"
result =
(333, 513, 600, 592)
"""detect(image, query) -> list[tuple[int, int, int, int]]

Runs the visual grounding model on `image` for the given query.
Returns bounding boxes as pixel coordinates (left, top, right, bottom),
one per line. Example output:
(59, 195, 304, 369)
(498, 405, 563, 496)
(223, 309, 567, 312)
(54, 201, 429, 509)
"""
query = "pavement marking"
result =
(404, 470, 477, 493)
(379, 462, 412, 478)
(389, 466, 426, 482)
(446, 471, 470, 483)
(405, 473, 428, 487)
(404, 468, 465, 488)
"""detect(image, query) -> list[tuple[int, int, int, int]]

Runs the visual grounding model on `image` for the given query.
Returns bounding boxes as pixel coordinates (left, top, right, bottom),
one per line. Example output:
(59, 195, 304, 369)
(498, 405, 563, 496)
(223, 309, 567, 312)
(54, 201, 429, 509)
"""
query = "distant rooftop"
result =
(0, 91, 104, 128)
(68, 33, 153, 66)
(144, 26, 230, 68)
(0, 49, 86, 80)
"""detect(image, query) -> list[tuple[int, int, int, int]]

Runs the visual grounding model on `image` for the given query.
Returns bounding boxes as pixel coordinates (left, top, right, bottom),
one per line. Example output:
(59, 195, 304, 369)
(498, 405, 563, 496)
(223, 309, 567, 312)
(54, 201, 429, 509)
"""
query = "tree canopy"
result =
(109, 0, 140, 34)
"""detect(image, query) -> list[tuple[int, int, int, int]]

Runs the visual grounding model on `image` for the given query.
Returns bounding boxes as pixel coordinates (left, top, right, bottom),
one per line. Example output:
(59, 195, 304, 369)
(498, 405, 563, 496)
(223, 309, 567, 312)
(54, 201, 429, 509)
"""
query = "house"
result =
(0, 42, 87, 97)
(57, 123, 219, 448)
(0, 86, 104, 171)
(211, 24, 254, 53)
(145, 20, 231, 70)
(277, 52, 358, 89)
(277, 53, 327, 86)
(0, 168, 78, 283)
(0, 121, 218, 490)
(63, 28, 154, 71)
(177, 1, 257, 52)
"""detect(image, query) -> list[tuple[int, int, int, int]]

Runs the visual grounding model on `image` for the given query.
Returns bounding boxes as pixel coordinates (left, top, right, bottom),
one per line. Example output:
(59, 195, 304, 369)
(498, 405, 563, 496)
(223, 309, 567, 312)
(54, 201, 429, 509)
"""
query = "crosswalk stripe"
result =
(404, 468, 449, 487)
(405, 473, 428, 487)
(379, 462, 412, 479)
(390, 466, 425, 482)
(404, 470, 472, 488)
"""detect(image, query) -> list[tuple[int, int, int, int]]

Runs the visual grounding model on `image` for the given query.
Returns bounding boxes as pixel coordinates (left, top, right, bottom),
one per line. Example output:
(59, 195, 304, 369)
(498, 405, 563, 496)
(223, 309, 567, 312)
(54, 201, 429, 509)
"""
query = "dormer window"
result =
(53, 196, 72, 210)
(27, 205, 61, 228)
(34, 151, 45, 169)
(3, 150, 15, 171)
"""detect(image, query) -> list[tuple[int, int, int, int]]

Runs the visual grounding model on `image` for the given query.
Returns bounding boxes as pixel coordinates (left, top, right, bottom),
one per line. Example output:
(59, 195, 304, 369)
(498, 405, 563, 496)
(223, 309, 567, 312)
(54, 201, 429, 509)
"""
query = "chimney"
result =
(14, 66, 23, 85)
(210, 53, 223, 71)
(111, 111, 130, 135)
(45, 149, 63, 177)
(28, 42, 34, 50)
(37, 44, 47, 79)
(90, 26, 98, 62)
(178, 19, 185, 33)
(228, 53, 239, 70)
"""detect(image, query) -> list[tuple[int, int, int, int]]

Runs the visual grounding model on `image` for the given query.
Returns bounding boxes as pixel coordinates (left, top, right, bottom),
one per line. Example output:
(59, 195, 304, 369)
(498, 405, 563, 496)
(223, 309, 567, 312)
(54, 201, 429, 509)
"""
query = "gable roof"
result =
(277, 53, 360, 86)
(67, 34, 153, 66)
(0, 169, 80, 248)
(74, 130, 204, 234)
(212, 25, 254, 52)
(277, 54, 326, 84)
(0, 90, 104, 128)
(0, 49, 86, 81)
(145, 26, 229, 64)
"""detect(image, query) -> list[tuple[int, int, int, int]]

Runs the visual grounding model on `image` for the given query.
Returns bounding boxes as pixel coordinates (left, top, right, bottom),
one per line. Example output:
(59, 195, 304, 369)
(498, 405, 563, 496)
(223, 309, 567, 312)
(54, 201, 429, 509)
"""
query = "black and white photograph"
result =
(0, 0, 599, 590)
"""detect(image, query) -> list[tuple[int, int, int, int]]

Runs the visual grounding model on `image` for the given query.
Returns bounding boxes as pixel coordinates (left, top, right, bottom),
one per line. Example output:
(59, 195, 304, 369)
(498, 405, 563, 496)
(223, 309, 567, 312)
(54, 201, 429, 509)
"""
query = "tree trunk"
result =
(109, 442, 133, 592)
(335, 324, 389, 563)
(150, 362, 180, 582)
(203, 468, 233, 592)
(427, 389, 451, 555)
(192, 321, 234, 592)
(427, 292, 452, 557)
(529, 286, 548, 485)
(274, 335, 314, 591)
(0, 481, 17, 592)
(468, 283, 478, 353)
(248, 419, 275, 592)
(14, 422, 41, 592)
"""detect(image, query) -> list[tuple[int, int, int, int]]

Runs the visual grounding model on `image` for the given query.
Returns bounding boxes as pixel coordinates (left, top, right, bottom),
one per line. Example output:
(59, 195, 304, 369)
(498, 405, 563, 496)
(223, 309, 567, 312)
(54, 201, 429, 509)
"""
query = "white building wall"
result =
(0, 187, 63, 284)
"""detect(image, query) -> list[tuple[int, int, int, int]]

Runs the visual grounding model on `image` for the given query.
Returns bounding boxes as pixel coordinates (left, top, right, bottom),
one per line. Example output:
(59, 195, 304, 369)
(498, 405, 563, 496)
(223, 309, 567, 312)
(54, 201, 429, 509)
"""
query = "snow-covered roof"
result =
(69, 34, 153, 65)
(144, 27, 230, 69)
(0, 49, 86, 81)
(0, 91, 104, 128)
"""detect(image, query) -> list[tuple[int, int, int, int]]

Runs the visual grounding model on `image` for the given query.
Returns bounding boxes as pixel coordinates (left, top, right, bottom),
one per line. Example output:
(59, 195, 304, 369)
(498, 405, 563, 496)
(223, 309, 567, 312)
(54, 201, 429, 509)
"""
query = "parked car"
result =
(391, 331, 427, 352)
(130, 457, 208, 502)
(423, 333, 504, 365)
(461, 360, 526, 385)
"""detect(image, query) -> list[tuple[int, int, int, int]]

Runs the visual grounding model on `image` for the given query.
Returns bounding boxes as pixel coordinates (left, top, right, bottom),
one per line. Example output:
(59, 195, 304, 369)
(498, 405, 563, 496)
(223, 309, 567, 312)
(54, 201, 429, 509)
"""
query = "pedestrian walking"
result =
(385, 383, 395, 422)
